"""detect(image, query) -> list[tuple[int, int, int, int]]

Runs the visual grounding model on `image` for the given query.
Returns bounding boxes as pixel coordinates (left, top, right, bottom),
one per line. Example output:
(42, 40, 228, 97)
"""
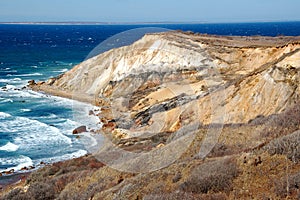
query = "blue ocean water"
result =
(0, 22, 300, 173)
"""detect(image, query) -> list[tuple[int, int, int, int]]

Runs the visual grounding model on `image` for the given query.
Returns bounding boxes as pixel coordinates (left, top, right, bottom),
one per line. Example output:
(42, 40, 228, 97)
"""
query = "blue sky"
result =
(0, 0, 300, 23)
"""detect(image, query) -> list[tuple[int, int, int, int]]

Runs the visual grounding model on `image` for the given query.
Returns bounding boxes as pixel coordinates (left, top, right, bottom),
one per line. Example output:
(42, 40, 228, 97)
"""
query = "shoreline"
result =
(30, 84, 97, 106)
(0, 85, 103, 188)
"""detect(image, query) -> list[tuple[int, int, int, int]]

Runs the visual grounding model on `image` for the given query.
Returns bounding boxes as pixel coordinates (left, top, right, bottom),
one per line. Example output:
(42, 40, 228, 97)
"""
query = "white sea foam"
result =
(14, 73, 43, 77)
(0, 77, 23, 82)
(0, 79, 27, 88)
(20, 108, 31, 112)
(80, 133, 103, 153)
(0, 142, 19, 152)
(41, 149, 87, 164)
(1, 116, 72, 148)
(8, 70, 18, 73)
(0, 98, 13, 103)
(0, 78, 21, 83)
(0, 112, 11, 119)
(71, 101, 102, 130)
(53, 68, 68, 73)
(4, 84, 16, 90)
(6, 89, 45, 98)
(0, 92, 103, 172)
(0, 155, 33, 172)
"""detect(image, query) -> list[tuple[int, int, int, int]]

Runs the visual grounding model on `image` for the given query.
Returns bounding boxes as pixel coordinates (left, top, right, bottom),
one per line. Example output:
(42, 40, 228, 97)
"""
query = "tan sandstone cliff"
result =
(31, 31, 300, 138)
(4, 31, 300, 200)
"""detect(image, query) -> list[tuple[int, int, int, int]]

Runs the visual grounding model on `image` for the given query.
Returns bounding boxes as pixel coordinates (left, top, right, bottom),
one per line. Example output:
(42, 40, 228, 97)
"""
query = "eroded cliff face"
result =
(32, 31, 300, 137)
(7, 31, 300, 200)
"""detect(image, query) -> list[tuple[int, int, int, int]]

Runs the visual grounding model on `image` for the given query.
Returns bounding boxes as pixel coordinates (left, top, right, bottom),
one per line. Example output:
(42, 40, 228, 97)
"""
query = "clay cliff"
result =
(5, 31, 300, 199)
(33, 31, 300, 136)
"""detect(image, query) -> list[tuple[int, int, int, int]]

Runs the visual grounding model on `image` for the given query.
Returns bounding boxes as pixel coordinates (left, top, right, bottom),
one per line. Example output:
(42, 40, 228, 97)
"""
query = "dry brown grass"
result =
(180, 157, 239, 194)
(263, 130, 300, 163)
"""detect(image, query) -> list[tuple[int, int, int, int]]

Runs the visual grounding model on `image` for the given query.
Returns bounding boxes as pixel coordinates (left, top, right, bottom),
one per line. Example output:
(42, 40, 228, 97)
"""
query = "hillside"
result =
(2, 31, 300, 199)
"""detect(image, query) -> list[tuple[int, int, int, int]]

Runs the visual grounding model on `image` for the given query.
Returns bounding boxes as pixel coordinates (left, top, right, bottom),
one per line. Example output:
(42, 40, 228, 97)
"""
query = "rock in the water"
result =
(21, 167, 29, 171)
(89, 110, 95, 115)
(28, 80, 36, 86)
(73, 126, 87, 134)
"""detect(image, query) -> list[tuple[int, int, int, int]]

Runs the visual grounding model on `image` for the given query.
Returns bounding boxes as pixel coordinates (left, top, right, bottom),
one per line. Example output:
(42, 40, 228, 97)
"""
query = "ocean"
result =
(0, 22, 300, 174)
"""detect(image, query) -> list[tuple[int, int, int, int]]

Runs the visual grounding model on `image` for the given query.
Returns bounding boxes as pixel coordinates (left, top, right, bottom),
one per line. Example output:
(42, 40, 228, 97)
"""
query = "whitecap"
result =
(0, 112, 11, 119)
(20, 108, 31, 112)
(81, 133, 105, 153)
(44, 149, 87, 163)
(80, 133, 102, 149)
(4, 85, 16, 90)
(0, 78, 11, 83)
(3, 70, 17, 73)
(8, 89, 45, 98)
(0, 99, 13, 103)
(0, 78, 22, 84)
(0, 142, 19, 152)
(14, 73, 43, 77)
(1, 116, 72, 147)
(53, 68, 68, 73)
(0, 155, 33, 172)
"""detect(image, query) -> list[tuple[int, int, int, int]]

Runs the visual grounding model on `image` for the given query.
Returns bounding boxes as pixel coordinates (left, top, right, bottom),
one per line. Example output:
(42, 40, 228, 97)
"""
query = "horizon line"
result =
(1, 20, 300, 25)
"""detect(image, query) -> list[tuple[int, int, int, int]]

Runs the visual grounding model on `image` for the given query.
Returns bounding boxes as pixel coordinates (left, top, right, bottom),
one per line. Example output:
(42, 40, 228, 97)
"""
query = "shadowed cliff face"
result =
(32, 31, 300, 138)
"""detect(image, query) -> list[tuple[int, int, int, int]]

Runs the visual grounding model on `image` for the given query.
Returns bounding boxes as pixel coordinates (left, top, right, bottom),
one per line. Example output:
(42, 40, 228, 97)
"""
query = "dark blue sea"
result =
(0, 22, 300, 173)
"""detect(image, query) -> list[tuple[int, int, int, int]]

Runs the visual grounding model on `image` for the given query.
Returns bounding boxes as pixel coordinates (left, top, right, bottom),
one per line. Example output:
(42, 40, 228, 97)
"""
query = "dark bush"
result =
(263, 130, 300, 162)
(180, 157, 239, 194)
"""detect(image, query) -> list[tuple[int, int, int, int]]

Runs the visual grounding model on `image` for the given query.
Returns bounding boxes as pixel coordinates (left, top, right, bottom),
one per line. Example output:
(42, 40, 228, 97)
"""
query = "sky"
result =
(0, 0, 300, 23)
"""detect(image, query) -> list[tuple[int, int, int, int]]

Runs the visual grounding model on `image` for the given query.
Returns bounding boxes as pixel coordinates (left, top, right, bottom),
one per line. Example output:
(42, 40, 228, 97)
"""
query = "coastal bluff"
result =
(5, 31, 300, 199)
(31, 31, 300, 135)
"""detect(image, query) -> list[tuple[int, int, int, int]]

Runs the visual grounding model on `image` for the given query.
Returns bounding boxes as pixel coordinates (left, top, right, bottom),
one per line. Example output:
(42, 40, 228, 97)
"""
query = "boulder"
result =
(29, 166, 35, 170)
(36, 81, 45, 86)
(21, 167, 29, 171)
(89, 110, 95, 115)
(46, 78, 56, 85)
(28, 80, 36, 86)
(73, 126, 87, 134)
